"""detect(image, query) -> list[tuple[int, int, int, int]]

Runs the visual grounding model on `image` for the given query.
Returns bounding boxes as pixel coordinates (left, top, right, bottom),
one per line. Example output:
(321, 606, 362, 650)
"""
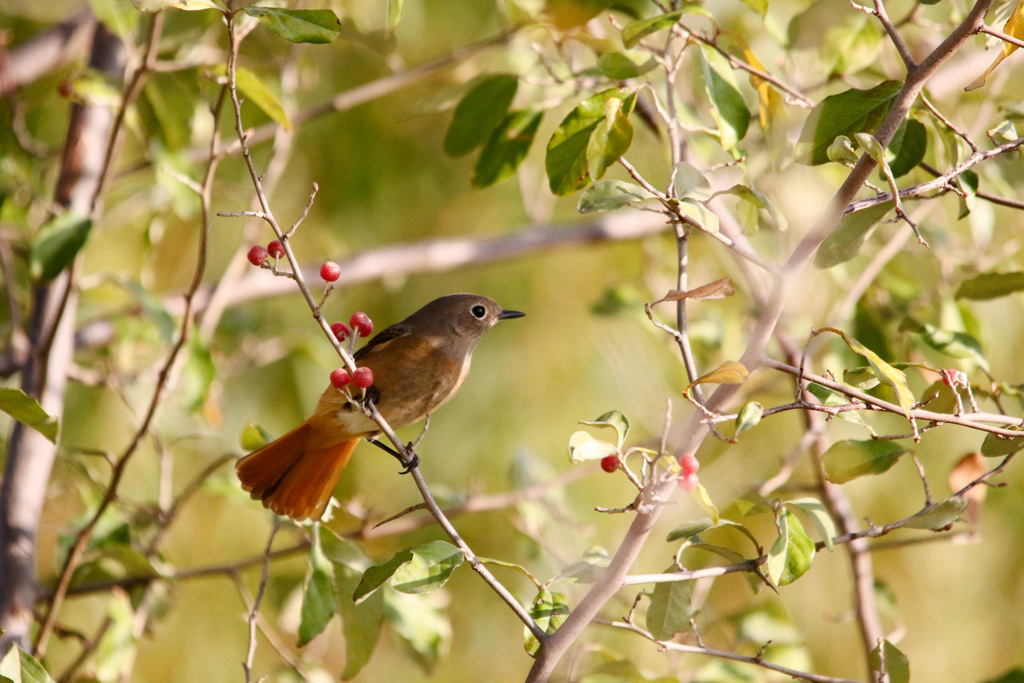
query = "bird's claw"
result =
(398, 444, 419, 474)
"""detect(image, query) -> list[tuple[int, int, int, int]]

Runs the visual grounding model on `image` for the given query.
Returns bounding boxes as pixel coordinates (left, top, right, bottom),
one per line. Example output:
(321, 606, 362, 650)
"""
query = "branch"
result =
(844, 134, 1024, 215)
(0, 10, 93, 96)
(526, 0, 996, 677)
(0, 19, 126, 654)
(177, 211, 673, 316)
(220, 9, 545, 643)
(598, 618, 862, 683)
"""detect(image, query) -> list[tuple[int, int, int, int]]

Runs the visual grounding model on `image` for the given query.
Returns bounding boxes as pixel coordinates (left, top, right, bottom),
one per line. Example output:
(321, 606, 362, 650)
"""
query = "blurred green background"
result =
(3, 0, 1024, 681)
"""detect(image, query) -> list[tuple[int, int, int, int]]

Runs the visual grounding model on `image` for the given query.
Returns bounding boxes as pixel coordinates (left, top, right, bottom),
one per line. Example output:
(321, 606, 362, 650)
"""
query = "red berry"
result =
(58, 80, 73, 98)
(330, 368, 351, 389)
(267, 240, 285, 259)
(350, 311, 373, 338)
(600, 455, 619, 473)
(320, 261, 341, 282)
(678, 472, 699, 492)
(352, 367, 374, 388)
(330, 322, 350, 341)
(680, 453, 700, 476)
(247, 245, 268, 266)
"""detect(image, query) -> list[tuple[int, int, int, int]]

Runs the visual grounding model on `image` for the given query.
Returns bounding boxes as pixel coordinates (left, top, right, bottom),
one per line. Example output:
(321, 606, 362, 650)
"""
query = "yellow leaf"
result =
(965, 0, 1024, 91)
(688, 482, 720, 523)
(819, 327, 914, 420)
(687, 360, 749, 393)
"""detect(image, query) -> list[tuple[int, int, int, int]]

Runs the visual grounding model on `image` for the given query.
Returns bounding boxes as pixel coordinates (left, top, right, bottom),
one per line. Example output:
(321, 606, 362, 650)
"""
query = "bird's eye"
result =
(470, 304, 487, 319)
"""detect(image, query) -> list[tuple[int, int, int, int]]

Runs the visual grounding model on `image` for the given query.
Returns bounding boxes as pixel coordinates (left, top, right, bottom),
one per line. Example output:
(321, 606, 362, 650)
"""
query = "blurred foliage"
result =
(2, 0, 1024, 682)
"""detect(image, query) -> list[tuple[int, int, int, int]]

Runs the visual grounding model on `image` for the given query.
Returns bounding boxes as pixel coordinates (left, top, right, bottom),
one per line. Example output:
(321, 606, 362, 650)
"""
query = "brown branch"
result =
(526, 0, 997, 678)
(598, 618, 862, 683)
(844, 135, 1024, 215)
(0, 19, 126, 654)
(0, 10, 93, 96)
(32, 12, 216, 657)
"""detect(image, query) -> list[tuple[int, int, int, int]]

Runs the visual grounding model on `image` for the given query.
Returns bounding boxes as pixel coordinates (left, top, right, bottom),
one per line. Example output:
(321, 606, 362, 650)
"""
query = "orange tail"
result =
(236, 421, 358, 522)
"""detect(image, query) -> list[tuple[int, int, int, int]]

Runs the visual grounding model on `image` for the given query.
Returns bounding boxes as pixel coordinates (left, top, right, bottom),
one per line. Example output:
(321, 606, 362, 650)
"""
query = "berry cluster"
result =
(329, 311, 376, 392)
(246, 241, 373, 393)
(247, 239, 286, 266)
(677, 453, 700, 491)
(330, 366, 373, 390)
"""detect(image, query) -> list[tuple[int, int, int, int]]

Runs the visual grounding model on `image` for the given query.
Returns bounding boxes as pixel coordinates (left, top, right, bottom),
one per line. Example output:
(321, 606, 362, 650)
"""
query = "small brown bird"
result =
(236, 293, 524, 521)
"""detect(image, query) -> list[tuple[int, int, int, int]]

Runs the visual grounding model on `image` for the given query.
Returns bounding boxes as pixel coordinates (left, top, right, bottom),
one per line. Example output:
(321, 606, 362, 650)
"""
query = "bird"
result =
(235, 293, 525, 521)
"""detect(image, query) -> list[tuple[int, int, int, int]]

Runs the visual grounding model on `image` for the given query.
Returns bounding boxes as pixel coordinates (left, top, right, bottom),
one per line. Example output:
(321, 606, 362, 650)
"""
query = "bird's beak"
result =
(498, 309, 525, 320)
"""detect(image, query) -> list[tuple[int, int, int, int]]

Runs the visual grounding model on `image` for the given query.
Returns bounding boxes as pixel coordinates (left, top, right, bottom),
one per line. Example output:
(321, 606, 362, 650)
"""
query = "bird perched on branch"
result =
(235, 293, 525, 522)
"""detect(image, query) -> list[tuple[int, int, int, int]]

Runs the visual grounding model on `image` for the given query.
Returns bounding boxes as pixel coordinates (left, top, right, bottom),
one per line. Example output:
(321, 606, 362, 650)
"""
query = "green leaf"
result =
(734, 401, 764, 436)
(715, 519, 764, 555)
(472, 108, 542, 189)
(443, 74, 519, 158)
(910, 321, 989, 372)
(736, 0, 767, 17)
(210, 64, 292, 130)
(796, 81, 902, 165)
(585, 98, 634, 182)
(68, 543, 160, 589)
(869, 639, 910, 683)
(298, 533, 339, 646)
(239, 422, 272, 451)
(596, 52, 657, 79)
(666, 518, 715, 543)
(553, 547, 611, 583)
(181, 338, 215, 411)
(392, 541, 464, 594)
(956, 272, 1024, 300)
(579, 410, 630, 449)
(320, 529, 383, 679)
(243, 7, 341, 44)
(989, 120, 1019, 142)
(887, 118, 927, 178)
(719, 185, 788, 230)
(981, 430, 1024, 456)
(567, 431, 618, 462)
(815, 201, 892, 268)
(355, 549, 414, 603)
(545, 0, 615, 29)
(30, 212, 92, 281)
(678, 198, 720, 233)
(688, 542, 746, 566)
(673, 162, 713, 201)
(578, 179, 654, 213)
(827, 134, 860, 164)
(767, 510, 814, 586)
(826, 327, 915, 420)
(822, 439, 909, 484)
(700, 49, 750, 149)
(688, 481, 720, 523)
(806, 382, 875, 433)
(983, 668, 1024, 683)
(387, 0, 405, 31)
(524, 589, 569, 656)
(902, 497, 968, 530)
(621, 6, 710, 48)
(0, 388, 59, 443)
(786, 497, 836, 551)
(546, 88, 636, 196)
(0, 645, 57, 683)
(384, 589, 450, 673)
(957, 169, 979, 219)
(645, 568, 694, 641)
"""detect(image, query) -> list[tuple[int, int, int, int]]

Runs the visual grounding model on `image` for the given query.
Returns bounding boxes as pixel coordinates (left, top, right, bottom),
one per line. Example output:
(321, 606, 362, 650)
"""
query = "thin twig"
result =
(243, 521, 281, 683)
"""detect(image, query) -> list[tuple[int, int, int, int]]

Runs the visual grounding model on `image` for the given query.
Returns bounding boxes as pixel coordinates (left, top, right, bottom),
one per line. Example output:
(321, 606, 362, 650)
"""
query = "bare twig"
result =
(597, 618, 862, 683)
(242, 521, 281, 683)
